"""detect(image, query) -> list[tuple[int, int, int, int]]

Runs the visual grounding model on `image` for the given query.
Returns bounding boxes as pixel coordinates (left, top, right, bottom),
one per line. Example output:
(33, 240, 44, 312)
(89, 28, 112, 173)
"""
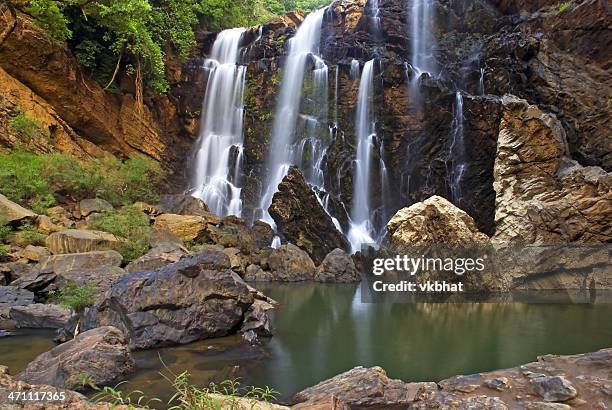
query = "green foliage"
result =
(48, 283, 95, 313)
(0, 219, 10, 258)
(14, 222, 47, 247)
(25, 0, 72, 41)
(558, 0, 572, 11)
(91, 368, 278, 410)
(0, 152, 164, 213)
(9, 112, 46, 140)
(90, 206, 150, 260)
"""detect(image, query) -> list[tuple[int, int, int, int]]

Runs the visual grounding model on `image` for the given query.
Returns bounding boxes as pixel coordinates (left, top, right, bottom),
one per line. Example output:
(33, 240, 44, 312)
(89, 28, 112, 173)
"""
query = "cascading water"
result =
(479, 67, 485, 95)
(448, 91, 466, 206)
(348, 59, 377, 252)
(256, 8, 327, 226)
(350, 59, 360, 80)
(190, 28, 247, 217)
(409, 0, 436, 79)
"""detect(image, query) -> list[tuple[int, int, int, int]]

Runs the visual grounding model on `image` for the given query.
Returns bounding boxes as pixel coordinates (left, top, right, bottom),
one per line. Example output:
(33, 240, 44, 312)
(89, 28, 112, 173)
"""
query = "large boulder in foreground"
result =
(387, 195, 489, 245)
(293, 348, 612, 409)
(0, 193, 37, 223)
(46, 230, 123, 254)
(493, 95, 611, 243)
(82, 251, 257, 349)
(267, 244, 316, 282)
(315, 248, 360, 283)
(17, 326, 135, 392)
(269, 167, 349, 264)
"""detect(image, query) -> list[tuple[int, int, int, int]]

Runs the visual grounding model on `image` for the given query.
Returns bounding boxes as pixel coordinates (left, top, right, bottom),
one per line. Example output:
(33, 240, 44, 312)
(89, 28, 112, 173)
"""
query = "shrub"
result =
(0, 152, 165, 213)
(559, 0, 572, 11)
(14, 223, 47, 247)
(91, 206, 151, 261)
(9, 112, 46, 140)
(0, 220, 9, 258)
(48, 283, 95, 313)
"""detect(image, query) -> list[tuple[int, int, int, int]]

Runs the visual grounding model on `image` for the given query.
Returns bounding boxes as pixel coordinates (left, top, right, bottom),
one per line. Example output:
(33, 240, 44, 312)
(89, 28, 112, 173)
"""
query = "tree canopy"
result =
(19, 0, 330, 95)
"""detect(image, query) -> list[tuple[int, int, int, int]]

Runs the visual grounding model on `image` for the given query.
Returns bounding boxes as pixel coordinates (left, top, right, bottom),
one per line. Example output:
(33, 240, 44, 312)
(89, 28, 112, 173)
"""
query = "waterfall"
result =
(409, 0, 436, 78)
(479, 67, 485, 95)
(257, 8, 327, 226)
(348, 59, 377, 252)
(350, 59, 360, 80)
(190, 28, 246, 217)
(449, 91, 466, 205)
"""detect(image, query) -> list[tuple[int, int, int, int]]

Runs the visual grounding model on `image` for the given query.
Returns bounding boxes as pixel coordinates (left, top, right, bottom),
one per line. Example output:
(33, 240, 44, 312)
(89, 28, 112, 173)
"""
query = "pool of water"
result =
(1, 283, 611, 405)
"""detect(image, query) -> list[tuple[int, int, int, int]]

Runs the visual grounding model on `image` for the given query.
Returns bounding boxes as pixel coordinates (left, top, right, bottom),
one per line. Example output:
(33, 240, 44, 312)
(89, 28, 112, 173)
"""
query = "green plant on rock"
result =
(0, 220, 10, 258)
(90, 206, 150, 261)
(14, 223, 47, 247)
(558, 0, 572, 11)
(48, 283, 95, 313)
(9, 112, 47, 140)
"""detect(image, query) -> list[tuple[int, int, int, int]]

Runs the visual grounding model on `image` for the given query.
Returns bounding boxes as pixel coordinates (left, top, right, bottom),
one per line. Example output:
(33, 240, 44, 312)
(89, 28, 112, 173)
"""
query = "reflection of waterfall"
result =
(257, 8, 327, 227)
(348, 60, 377, 252)
(190, 28, 246, 217)
(449, 91, 465, 205)
(409, 0, 436, 79)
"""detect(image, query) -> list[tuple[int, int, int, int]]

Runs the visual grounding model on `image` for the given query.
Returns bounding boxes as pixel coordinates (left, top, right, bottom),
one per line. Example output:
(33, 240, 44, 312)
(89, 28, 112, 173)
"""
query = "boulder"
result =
(82, 251, 259, 349)
(0, 194, 37, 223)
(156, 194, 210, 216)
(493, 95, 611, 243)
(21, 245, 50, 262)
(10, 269, 56, 293)
(0, 367, 104, 409)
(153, 213, 218, 241)
(17, 326, 135, 392)
(240, 299, 274, 343)
(77, 198, 114, 217)
(387, 196, 489, 245)
(204, 216, 263, 252)
(292, 366, 433, 409)
(315, 248, 360, 283)
(9, 303, 74, 329)
(269, 167, 349, 264)
(531, 375, 578, 402)
(45, 206, 75, 229)
(268, 244, 316, 282)
(125, 242, 186, 272)
(35, 215, 62, 235)
(37, 250, 123, 273)
(56, 266, 126, 297)
(244, 264, 274, 282)
(0, 286, 34, 307)
(46, 230, 123, 254)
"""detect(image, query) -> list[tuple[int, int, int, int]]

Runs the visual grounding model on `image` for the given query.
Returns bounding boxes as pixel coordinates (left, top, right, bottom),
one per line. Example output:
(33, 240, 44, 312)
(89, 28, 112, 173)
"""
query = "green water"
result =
(1, 284, 611, 404)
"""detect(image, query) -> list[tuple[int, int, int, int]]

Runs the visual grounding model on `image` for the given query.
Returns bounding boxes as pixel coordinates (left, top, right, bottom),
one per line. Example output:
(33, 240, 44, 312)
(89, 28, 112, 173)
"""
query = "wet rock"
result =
(125, 242, 186, 273)
(268, 244, 316, 282)
(0, 194, 37, 223)
(82, 251, 258, 349)
(292, 366, 432, 408)
(153, 213, 218, 241)
(387, 195, 489, 245)
(46, 229, 123, 254)
(9, 304, 74, 329)
(0, 286, 34, 307)
(21, 245, 50, 262)
(156, 194, 210, 216)
(244, 264, 273, 282)
(77, 198, 114, 217)
(269, 167, 349, 264)
(240, 299, 274, 342)
(493, 96, 611, 243)
(531, 375, 578, 402)
(17, 326, 135, 392)
(315, 248, 360, 283)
